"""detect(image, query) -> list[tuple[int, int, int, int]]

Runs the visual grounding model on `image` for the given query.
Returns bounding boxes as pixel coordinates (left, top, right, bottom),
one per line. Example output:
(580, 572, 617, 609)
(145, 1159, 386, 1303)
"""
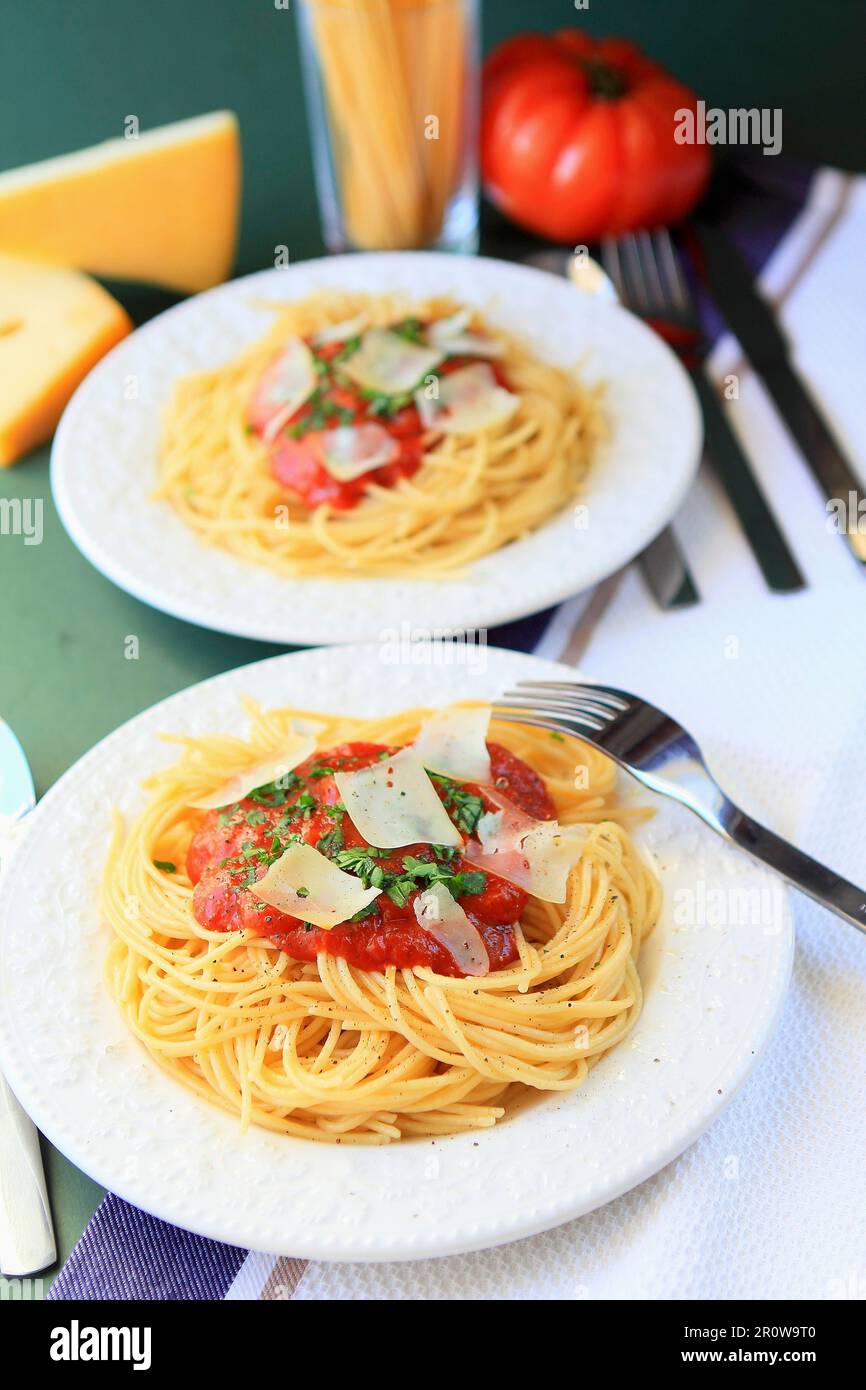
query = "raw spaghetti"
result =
(156, 290, 603, 579)
(104, 701, 659, 1143)
(301, 0, 470, 251)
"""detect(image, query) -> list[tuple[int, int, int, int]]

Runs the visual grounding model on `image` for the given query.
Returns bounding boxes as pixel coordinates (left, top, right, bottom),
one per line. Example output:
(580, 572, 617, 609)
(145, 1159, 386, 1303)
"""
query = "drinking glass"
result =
(296, 0, 479, 253)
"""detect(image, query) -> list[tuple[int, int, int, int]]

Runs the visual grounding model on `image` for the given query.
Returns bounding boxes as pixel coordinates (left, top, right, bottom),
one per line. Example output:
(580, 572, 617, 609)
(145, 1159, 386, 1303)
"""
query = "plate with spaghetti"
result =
(51, 253, 701, 645)
(0, 645, 791, 1261)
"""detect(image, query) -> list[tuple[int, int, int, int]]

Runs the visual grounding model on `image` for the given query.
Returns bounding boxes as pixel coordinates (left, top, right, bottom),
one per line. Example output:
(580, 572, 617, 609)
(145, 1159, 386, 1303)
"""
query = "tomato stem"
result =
(581, 57, 628, 100)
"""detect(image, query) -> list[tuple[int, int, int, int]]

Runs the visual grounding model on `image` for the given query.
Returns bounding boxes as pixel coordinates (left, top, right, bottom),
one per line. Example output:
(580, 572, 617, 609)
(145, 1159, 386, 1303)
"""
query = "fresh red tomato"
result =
(481, 30, 711, 243)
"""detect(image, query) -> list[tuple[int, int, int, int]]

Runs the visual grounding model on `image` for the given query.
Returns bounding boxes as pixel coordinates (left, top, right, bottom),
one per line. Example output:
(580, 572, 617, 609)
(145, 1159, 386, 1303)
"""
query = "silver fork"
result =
(495, 680, 866, 933)
(602, 230, 805, 594)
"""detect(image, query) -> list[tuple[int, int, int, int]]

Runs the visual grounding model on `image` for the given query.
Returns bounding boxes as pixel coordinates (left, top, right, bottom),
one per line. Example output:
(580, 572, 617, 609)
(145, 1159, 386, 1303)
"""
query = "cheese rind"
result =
(0, 112, 240, 293)
(0, 254, 131, 466)
(335, 748, 462, 849)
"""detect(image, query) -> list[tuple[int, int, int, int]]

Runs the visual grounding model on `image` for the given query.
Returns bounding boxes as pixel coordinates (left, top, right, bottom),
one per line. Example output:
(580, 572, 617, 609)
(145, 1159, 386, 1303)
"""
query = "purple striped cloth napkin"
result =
(48, 157, 816, 1300)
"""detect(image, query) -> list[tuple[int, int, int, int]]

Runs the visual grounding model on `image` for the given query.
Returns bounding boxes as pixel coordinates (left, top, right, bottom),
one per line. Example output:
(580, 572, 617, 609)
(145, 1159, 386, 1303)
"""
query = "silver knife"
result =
(692, 218, 866, 566)
(0, 717, 57, 1276)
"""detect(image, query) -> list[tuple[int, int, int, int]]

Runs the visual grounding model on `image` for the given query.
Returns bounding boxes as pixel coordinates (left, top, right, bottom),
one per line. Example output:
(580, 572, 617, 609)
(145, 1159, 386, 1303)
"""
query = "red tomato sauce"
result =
(249, 325, 512, 512)
(187, 741, 554, 978)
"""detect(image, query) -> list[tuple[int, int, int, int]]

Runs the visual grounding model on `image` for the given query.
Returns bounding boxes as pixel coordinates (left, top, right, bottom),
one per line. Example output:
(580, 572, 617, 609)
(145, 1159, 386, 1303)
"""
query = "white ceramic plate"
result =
(51, 254, 701, 646)
(0, 645, 791, 1262)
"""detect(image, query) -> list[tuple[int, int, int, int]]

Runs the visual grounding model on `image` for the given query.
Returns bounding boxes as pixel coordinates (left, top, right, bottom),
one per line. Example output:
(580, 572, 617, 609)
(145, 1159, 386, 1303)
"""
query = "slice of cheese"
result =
(464, 792, 587, 904)
(415, 363, 519, 435)
(188, 732, 317, 811)
(0, 254, 131, 466)
(335, 748, 462, 849)
(248, 338, 318, 444)
(0, 112, 240, 293)
(312, 314, 369, 347)
(342, 327, 443, 396)
(319, 422, 398, 481)
(413, 882, 489, 977)
(254, 841, 381, 930)
(427, 310, 504, 359)
(412, 705, 492, 784)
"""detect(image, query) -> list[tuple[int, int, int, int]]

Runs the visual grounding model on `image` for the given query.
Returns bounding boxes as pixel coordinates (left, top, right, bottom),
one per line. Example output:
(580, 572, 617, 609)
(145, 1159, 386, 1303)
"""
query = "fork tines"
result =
(494, 681, 629, 735)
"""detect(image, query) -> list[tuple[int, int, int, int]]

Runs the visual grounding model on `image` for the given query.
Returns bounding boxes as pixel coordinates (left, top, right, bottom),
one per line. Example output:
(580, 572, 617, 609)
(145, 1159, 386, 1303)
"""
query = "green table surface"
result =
(2, 0, 863, 1298)
(0, 451, 288, 1297)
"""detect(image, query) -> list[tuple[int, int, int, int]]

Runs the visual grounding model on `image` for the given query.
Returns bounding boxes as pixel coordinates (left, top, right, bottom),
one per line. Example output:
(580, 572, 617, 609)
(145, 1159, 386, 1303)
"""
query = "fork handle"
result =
(723, 805, 866, 934)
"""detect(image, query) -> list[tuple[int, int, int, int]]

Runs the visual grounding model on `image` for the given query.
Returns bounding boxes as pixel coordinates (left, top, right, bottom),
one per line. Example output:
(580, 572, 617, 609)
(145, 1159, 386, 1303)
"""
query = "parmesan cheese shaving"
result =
(341, 326, 443, 396)
(413, 881, 489, 977)
(463, 792, 587, 903)
(318, 422, 398, 482)
(426, 310, 504, 358)
(189, 723, 320, 810)
(311, 313, 369, 347)
(412, 705, 492, 783)
(415, 363, 518, 435)
(250, 337, 318, 444)
(335, 748, 462, 849)
(255, 840, 381, 930)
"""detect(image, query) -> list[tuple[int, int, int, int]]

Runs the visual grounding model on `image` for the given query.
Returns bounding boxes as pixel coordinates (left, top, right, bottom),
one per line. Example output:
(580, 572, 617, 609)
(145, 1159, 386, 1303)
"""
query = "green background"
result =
(3, 0, 865, 278)
(0, 0, 862, 1295)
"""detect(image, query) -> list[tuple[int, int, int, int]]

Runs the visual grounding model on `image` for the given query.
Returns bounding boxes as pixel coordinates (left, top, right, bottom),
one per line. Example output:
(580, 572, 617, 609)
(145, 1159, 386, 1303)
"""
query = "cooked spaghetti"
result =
(104, 701, 659, 1144)
(157, 290, 602, 578)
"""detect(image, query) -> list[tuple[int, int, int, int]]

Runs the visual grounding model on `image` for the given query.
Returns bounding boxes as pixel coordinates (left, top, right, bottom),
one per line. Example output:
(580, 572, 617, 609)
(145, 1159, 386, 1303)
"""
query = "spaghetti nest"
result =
(157, 290, 603, 578)
(104, 702, 660, 1144)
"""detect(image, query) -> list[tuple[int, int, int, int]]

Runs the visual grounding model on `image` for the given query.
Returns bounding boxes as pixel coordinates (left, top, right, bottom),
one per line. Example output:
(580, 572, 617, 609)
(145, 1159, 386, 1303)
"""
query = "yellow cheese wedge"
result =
(0, 254, 132, 466)
(0, 112, 240, 293)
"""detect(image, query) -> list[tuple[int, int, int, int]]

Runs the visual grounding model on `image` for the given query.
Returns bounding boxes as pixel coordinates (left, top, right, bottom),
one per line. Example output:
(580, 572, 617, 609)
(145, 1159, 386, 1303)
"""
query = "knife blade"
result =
(0, 718, 57, 1277)
(692, 218, 866, 565)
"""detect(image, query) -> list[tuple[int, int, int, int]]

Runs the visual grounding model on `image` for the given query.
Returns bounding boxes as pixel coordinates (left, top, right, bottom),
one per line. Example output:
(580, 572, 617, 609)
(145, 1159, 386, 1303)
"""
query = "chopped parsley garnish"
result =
(316, 825, 344, 856)
(391, 316, 424, 344)
(349, 901, 379, 922)
(401, 856, 485, 899)
(153, 860, 176, 873)
(247, 773, 302, 806)
(446, 870, 487, 898)
(428, 774, 484, 836)
(287, 391, 353, 439)
(333, 335, 361, 363)
(385, 877, 416, 908)
(333, 846, 383, 885)
(363, 389, 412, 418)
(329, 844, 486, 909)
